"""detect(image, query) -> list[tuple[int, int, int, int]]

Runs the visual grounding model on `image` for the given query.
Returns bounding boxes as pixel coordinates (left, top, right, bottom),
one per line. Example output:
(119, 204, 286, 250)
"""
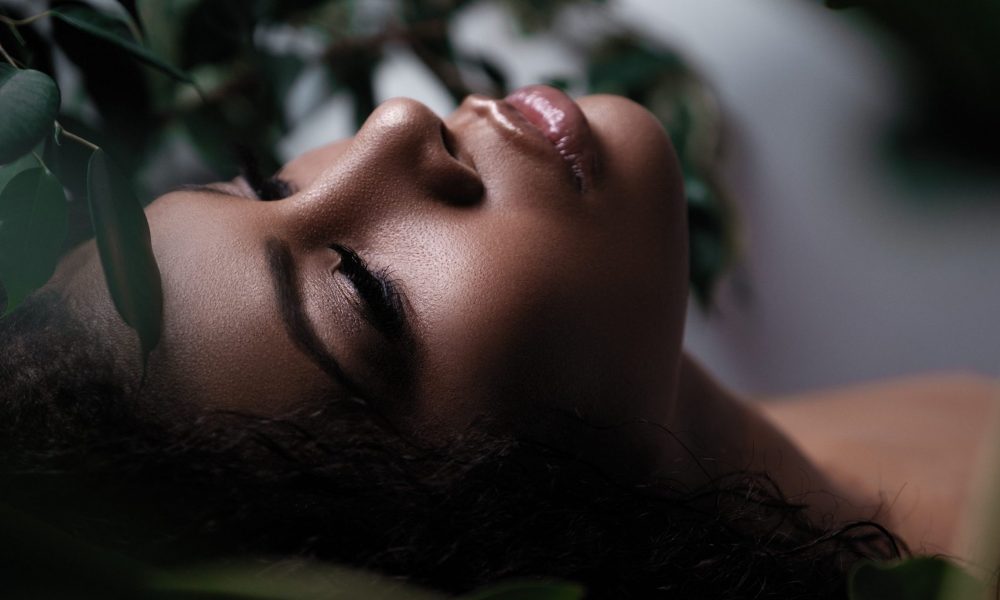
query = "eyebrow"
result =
(265, 237, 367, 399)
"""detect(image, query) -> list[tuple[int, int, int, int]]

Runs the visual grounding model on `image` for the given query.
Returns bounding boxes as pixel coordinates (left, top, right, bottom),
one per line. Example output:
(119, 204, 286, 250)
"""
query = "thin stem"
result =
(57, 124, 100, 152)
(0, 40, 17, 68)
(0, 10, 52, 28)
(30, 151, 50, 172)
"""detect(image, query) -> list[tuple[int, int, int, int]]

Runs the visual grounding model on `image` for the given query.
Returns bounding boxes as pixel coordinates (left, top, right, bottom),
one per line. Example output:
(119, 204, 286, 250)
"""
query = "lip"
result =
(503, 85, 596, 192)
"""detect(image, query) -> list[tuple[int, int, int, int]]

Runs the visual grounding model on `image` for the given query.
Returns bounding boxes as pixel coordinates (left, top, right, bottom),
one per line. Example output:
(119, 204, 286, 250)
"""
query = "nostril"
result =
(436, 122, 483, 205)
(441, 123, 459, 159)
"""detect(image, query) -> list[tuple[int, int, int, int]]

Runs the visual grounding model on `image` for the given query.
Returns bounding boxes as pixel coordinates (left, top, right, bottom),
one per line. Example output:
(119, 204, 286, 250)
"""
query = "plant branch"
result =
(0, 40, 18, 67)
(0, 10, 51, 28)
(57, 124, 100, 152)
(30, 150, 50, 172)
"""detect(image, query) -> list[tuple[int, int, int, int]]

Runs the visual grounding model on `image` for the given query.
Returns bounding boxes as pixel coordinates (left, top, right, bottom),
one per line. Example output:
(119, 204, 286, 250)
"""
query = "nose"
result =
(278, 98, 482, 246)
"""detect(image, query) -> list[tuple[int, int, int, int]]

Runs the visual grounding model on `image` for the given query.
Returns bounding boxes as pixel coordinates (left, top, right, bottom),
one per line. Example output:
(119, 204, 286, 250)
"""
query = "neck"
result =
(663, 355, 867, 522)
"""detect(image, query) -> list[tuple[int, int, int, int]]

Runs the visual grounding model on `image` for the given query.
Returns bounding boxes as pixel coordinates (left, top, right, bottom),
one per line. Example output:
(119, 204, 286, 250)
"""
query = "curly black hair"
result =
(0, 291, 903, 599)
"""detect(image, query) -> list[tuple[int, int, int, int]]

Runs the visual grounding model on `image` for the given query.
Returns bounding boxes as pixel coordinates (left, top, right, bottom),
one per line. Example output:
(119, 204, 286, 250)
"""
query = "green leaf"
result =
(0, 167, 68, 314)
(848, 557, 985, 600)
(0, 65, 60, 164)
(0, 501, 149, 597)
(0, 152, 41, 196)
(87, 149, 163, 361)
(461, 581, 585, 600)
(151, 562, 448, 600)
(51, 4, 193, 84)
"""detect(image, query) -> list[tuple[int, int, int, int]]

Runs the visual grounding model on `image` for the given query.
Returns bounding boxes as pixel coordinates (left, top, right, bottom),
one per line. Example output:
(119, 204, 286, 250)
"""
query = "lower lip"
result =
(505, 85, 594, 191)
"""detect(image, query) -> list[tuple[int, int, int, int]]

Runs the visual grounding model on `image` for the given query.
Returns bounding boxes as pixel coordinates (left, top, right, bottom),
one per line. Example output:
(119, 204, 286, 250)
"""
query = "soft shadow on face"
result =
(49, 91, 689, 467)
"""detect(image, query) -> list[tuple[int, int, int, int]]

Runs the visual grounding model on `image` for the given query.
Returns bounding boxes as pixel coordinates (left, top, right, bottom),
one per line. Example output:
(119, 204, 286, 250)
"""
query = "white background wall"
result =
(282, 0, 1000, 397)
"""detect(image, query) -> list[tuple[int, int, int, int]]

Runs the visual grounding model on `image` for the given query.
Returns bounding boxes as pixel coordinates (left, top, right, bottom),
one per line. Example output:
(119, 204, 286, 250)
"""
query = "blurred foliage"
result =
(587, 34, 734, 308)
(0, 0, 736, 314)
(822, 0, 1000, 168)
(0, 499, 584, 600)
(847, 557, 986, 600)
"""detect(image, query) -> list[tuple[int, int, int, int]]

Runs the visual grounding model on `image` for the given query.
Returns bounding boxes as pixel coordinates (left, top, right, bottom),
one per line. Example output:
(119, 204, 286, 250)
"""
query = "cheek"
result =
(145, 201, 328, 416)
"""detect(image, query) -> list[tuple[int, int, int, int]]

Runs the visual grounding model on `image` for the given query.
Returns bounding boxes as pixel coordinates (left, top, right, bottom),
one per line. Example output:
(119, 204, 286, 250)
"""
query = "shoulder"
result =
(757, 373, 1000, 556)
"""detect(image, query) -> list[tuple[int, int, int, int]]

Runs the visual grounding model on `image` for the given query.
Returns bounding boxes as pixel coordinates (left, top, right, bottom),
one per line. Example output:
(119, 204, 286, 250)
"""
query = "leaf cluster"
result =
(0, 1, 166, 362)
(0, 499, 583, 599)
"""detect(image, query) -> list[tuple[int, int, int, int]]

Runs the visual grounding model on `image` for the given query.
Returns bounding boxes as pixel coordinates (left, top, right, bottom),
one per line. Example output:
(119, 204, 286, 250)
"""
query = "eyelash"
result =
(238, 151, 294, 201)
(330, 243, 406, 337)
(238, 152, 404, 336)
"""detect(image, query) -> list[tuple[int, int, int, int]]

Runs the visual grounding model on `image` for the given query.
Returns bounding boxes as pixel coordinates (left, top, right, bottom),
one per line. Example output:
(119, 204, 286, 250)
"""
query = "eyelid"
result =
(239, 173, 295, 201)
(330, 244, 408, 339)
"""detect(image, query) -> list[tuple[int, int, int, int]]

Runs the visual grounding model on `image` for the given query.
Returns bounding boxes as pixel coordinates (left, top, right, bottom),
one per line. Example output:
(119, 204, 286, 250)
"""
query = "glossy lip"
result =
(504, 85, 596, 192)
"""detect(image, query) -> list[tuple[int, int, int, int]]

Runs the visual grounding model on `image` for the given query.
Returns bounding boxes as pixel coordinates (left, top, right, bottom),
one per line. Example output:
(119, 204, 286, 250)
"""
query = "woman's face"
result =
(55, 88, 688, 451)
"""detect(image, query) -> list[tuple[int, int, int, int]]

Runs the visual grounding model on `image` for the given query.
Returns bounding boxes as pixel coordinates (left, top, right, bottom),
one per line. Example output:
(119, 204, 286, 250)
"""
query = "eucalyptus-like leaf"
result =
(0, 152, 41, 196)
(51, 4, 193, 84)
(848, 557, 985, 600)
(87, 149, 163, 361)
(0, 65, 60, 164)
(0, 167, 68, 314)
(461, 581, 585, 600)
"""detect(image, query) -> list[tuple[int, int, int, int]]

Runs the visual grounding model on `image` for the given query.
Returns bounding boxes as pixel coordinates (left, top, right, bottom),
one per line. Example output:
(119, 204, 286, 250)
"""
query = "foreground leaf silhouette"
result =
(848, 557, 986, 600)
(87, 149, 163, 362)
(51, 4, 193, 84)
(0, 166, 68, 313)
(0, 65, 60, 164)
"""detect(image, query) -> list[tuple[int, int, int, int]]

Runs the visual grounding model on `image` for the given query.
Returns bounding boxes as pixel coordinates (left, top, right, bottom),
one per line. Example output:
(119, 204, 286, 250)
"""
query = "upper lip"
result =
(462, 90, 595, 193)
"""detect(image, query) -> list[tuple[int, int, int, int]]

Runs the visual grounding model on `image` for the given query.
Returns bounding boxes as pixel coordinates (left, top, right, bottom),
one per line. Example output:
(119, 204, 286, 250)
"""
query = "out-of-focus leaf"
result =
(135, 0, 201, 112)
(178, 0, 255, 69)
(43, 115, 101, 247)
(588, 34, 735, 306)
(821, 0, 1000, 165)
(686, 175, 731, 308)
(258, 51, 308, 132)
(151, 562, 448, 600)
(461, 581, 585, 600)
(113, 0, 143, 33)
(0, 152, 40, 196)
(502, 0, 606, 33)
(326, 46, 381, 129)
(0, 4, 54, 72)
(0, 65, 60, 164)
(458, 53, 510, 97)
(51, 4, 192, 84)
(51, 4, 154, 168)
(0, 167, 68, 313)
(0, 501, 148, 599)
(259, 0, 334, 23)
(87, 149, 163, 361)
(848, 557, 985, 600)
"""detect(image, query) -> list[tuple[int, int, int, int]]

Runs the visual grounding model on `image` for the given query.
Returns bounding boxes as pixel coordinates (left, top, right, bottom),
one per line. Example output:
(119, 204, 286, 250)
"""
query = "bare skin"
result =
(762, 373, 1000, 557)
(44, 89, 997, 556)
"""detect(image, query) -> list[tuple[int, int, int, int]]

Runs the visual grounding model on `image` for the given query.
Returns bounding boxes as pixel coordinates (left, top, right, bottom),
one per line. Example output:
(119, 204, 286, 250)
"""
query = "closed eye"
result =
(330, 244, 410, 342)
(238, 150, 295, 201)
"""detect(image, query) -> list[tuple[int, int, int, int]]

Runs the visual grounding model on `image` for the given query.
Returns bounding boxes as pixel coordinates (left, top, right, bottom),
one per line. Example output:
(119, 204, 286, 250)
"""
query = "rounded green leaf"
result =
(0, 66, 60, 164)
(0, 167, 68, 314)
(0, 152, 42, 196)
(87, 149, 163, 360)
